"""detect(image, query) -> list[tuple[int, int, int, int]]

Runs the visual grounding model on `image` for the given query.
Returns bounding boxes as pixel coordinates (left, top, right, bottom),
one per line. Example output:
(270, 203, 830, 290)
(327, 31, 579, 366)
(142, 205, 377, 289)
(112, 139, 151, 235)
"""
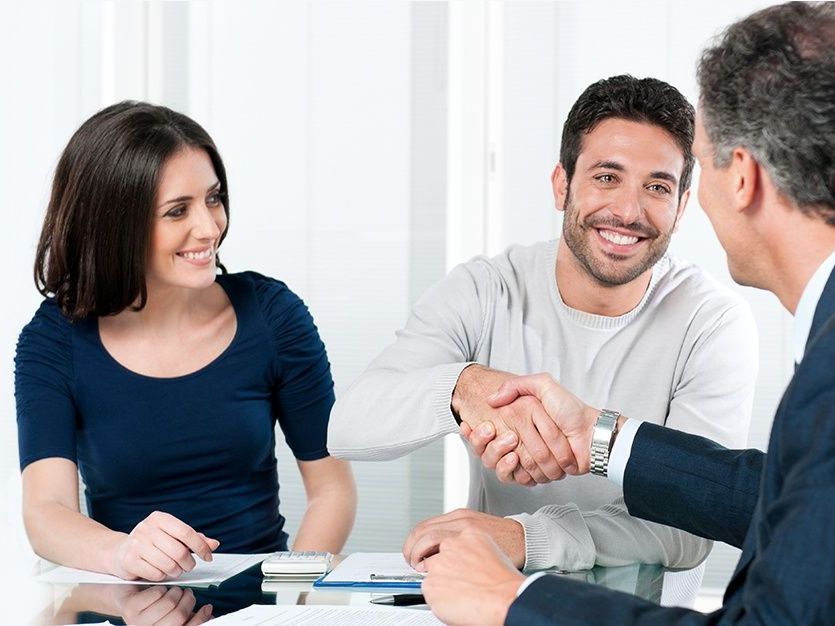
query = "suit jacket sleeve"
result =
(506, 427, 763, 625)
(507, 574, 716, 626)
(508, 331, 835, 625)
(622, 422, 763, 549)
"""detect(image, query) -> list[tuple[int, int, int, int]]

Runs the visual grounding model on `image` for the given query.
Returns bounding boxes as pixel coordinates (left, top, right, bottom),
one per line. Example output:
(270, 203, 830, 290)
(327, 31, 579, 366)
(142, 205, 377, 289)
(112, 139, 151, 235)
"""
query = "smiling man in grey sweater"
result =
(328, 75, 757, 604)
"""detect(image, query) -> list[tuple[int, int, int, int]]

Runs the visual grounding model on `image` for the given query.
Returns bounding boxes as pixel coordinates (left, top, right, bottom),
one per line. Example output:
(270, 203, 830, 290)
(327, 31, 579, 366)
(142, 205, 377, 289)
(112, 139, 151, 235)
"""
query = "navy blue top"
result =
(14, 272, 334, 553)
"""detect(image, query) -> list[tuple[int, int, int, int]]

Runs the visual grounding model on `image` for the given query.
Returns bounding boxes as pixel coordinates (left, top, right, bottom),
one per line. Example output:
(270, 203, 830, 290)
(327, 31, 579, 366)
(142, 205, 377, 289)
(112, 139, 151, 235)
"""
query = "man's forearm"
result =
(329, 361, 471, 460)
(511, 500, 712, 572)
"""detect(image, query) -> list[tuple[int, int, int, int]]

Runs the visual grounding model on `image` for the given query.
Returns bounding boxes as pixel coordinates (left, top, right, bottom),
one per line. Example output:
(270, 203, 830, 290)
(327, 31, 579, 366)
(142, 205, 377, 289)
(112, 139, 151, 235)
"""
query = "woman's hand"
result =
(52, 582, 212, 626)
(110, 511, 220, 581)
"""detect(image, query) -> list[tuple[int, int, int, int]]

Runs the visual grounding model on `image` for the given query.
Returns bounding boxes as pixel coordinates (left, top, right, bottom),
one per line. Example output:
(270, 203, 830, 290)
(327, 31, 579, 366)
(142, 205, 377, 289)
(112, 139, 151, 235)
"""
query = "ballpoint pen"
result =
(369, 573, 425, 582)
(370, 593, 427, 606)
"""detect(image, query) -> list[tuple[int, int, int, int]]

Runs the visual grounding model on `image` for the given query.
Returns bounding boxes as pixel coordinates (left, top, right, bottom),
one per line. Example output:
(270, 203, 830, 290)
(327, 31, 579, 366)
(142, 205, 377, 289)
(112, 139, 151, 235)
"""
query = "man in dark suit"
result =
(421, 2, 835, 624)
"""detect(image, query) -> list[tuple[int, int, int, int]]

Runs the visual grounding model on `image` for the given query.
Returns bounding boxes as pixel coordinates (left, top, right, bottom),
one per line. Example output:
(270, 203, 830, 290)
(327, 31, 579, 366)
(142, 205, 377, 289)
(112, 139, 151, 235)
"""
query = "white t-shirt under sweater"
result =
(329, 240, 757, 573)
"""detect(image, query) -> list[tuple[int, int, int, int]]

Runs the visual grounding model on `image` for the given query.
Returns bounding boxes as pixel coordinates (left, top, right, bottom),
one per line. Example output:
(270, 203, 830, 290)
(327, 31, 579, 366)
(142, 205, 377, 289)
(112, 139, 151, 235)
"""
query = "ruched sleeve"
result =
(15, 300, 78, 470)
(251, 274, 334, 461)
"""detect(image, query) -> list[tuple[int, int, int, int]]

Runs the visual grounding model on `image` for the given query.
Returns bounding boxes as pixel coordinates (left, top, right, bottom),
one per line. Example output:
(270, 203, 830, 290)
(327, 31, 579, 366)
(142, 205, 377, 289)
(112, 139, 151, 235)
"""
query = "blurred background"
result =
(0, 0, 787, 612)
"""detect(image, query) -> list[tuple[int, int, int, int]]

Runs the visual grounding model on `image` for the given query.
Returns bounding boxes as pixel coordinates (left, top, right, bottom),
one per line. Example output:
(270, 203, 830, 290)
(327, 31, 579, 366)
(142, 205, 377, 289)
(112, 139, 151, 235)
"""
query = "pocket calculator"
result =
(261, 551, 333, 577)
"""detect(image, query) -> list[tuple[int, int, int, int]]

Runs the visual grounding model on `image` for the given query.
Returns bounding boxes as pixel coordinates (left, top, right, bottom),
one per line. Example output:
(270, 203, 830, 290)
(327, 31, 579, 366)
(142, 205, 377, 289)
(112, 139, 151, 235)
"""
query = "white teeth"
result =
(598, 229, 639, 246)
(180, 249, 213, 260)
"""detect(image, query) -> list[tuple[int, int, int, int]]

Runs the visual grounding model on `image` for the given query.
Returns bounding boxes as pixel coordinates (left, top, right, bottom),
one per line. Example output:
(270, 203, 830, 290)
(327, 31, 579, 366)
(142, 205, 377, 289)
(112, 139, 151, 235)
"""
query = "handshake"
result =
(453, 364, 618, 485)
(402, 364, 624, 574)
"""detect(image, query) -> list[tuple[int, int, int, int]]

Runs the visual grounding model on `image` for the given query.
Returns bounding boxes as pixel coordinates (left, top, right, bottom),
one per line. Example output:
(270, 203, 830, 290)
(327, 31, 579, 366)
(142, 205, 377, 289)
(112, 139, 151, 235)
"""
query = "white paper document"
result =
(211, 604, 443, 625)
(36, 553, 268, 587)
(316, 552, 424, 586)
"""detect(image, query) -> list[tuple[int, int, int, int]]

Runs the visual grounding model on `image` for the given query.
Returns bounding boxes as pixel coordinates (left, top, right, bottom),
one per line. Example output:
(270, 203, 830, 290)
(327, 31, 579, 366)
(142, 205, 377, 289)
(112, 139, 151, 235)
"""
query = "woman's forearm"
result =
(293, 457, 357, 552)
(293, 493, 356, 552)
(25, 500, 127, 575)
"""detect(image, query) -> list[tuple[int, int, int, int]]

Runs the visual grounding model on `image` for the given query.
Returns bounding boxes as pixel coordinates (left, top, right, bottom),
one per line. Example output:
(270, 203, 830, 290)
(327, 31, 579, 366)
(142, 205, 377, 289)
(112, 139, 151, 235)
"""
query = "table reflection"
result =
(41, 567, 266, 625)
(34, 562, 664, 624)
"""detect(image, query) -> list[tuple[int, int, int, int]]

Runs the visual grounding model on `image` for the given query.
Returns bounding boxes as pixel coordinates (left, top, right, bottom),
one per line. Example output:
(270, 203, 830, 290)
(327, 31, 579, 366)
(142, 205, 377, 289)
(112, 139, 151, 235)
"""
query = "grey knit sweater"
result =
(329, 240, 757, 572)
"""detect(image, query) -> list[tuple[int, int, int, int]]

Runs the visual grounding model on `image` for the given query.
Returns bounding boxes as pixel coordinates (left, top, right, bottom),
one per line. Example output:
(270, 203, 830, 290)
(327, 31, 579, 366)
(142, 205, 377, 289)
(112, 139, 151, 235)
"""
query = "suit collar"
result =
(806, 263, 835, 354)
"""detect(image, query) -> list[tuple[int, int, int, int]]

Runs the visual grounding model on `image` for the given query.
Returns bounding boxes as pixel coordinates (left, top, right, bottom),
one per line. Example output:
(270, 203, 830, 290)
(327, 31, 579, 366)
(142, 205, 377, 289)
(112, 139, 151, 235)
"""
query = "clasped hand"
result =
(456, 369, 598, 485)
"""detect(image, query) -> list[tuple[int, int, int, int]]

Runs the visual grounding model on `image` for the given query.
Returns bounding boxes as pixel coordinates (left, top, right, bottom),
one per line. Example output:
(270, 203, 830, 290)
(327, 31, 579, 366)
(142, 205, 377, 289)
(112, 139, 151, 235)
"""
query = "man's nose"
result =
(608, 187, 643, 225)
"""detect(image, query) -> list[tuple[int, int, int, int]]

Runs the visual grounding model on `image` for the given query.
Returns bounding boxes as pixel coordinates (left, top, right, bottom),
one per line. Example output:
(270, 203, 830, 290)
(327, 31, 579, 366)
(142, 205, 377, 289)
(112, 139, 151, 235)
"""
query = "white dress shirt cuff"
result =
(607, 418, 642, 487)
(516, 571, 548, 597)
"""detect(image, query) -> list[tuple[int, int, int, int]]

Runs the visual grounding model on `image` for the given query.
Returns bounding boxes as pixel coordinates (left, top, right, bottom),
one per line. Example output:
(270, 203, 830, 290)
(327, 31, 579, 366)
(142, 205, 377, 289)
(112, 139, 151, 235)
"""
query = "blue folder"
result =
(311, 553, 424, 589)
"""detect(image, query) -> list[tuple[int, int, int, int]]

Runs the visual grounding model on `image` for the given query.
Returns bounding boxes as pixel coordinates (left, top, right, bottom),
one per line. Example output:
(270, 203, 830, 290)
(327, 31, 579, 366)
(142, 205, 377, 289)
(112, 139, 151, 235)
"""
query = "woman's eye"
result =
(166, 206, 186, 218)
(207, 192, 222, 206)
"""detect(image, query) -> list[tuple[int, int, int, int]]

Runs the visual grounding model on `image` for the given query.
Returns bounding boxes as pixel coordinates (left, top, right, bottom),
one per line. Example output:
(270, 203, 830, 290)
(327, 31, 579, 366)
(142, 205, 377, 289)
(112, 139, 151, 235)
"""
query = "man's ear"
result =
(672, 189, 690, 233)
(551, 163, 569, 211)
(731, 147, 760, 213)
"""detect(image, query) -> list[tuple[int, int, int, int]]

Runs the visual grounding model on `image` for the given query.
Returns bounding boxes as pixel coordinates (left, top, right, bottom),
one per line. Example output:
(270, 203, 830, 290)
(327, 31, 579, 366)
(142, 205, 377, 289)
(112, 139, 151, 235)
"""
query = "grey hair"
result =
(697, 1, 835, 222)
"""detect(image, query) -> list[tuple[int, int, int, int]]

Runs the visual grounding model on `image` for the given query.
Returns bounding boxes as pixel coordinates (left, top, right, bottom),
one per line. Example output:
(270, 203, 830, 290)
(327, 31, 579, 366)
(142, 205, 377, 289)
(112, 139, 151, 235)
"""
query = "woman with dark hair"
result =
(15, 101, 356, 582)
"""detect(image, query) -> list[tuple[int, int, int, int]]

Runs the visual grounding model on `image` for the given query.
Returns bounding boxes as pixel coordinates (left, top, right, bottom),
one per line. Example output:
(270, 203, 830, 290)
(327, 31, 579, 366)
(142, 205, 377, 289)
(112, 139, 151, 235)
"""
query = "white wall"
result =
(0, 0, 792, 608)
(0, 2, 105, 611)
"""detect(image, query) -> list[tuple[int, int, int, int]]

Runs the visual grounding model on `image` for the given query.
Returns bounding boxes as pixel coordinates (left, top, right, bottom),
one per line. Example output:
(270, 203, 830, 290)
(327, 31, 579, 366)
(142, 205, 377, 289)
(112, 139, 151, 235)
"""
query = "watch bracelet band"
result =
(589, 409, 621, 477)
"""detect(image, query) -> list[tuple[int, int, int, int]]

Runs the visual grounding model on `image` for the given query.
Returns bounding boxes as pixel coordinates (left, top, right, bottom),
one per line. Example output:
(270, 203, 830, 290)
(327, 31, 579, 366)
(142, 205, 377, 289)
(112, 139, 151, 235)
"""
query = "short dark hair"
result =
(559, 75, 695, 199)
(698, 2, 835, 222)
(35, 101, 230, 321)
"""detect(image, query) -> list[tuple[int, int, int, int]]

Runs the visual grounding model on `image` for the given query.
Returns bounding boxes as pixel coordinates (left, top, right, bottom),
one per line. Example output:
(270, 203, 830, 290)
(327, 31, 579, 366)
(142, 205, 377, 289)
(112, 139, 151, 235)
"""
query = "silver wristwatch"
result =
(589, 409, 621, 477)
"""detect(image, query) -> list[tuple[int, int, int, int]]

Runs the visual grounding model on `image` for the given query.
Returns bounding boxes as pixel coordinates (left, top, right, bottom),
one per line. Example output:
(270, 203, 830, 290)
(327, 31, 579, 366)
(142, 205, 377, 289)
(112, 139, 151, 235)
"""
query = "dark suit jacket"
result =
(508, 268, 835, 625)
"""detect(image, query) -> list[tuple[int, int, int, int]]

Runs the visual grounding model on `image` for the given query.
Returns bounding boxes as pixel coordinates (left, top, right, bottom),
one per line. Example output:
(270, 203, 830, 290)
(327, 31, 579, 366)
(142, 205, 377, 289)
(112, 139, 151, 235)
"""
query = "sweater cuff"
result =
(508, 512, 552, 572)
(432, 362, 477, 432)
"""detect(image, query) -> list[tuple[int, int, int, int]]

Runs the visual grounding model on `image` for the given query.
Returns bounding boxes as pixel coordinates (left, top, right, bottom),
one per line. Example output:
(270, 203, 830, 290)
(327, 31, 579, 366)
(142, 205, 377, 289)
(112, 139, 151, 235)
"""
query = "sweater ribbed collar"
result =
(546, 239, 668, 331)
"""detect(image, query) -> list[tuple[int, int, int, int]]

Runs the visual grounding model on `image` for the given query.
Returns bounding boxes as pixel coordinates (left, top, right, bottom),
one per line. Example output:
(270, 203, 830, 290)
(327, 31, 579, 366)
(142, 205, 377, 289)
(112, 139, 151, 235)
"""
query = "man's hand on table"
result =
(403, 509, 526, 571)
(422, 530, 524, 626)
